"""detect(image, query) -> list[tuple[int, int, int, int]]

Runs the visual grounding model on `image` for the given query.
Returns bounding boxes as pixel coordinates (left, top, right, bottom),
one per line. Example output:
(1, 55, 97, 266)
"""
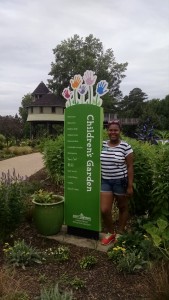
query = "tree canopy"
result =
(118, 88, 148, 118)
(0, 115, 23, 145)
(47, 34, 128, 101)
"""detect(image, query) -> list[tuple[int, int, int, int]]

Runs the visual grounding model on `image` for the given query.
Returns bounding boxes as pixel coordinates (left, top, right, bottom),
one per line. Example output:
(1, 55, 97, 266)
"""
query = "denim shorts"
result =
(101, 177, 128, 195)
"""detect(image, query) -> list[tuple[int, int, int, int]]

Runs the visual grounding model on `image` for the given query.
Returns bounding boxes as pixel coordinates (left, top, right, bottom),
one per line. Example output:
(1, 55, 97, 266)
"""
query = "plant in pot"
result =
(31, 189, 64, 236)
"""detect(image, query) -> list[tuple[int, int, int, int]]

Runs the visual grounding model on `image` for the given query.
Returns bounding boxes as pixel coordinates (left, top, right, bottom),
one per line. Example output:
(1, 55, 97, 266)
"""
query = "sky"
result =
(0, 0, 169, 116)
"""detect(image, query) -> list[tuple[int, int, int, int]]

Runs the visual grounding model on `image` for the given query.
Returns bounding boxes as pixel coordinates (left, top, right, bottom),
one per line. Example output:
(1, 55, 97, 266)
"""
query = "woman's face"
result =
(108, 124, 121, 142)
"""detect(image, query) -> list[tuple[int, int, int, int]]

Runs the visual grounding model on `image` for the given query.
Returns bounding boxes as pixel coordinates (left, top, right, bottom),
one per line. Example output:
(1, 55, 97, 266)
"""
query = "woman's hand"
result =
(126, 186, 133, 197)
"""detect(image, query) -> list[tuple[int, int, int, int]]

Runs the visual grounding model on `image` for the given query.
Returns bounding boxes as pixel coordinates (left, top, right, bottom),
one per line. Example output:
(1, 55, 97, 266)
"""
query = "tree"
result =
(118, 88, 148, 118)
(48, 34, 128, 107)
(19, 93, 32, 137)
(19, 93, 32, 123)
(0, 115, 23, 145)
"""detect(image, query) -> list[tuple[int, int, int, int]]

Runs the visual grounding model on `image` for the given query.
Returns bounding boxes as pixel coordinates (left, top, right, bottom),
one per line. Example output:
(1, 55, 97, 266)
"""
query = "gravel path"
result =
(0, 152, 44, 180)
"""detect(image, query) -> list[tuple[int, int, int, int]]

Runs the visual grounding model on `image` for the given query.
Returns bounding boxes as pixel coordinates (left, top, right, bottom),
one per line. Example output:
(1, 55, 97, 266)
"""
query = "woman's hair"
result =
(107, 120, 122, 130)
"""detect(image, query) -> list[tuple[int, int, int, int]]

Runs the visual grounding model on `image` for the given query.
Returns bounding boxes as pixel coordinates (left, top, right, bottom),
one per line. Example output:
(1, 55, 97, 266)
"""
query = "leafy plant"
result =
(44, 246, 70, 262)
(124, 137, 155, 215)
(3, 240, 42, 269)
(79, 255, 97, 269)
(150, 145, 169, 220)
(143, 218, 169, 260)
(43, 135, 64, 184)
(31, 189, 63, 204)
(70, 277, 85, 290)
(0, 170, 41, 240)
(107, 245, 126, 263)
(40, 284, 73, 300)
(116, 250, 147, 273)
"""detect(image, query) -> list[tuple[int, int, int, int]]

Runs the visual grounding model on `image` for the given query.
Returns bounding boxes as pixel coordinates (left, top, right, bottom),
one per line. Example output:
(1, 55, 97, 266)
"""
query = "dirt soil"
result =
(0, 168, 153, 300)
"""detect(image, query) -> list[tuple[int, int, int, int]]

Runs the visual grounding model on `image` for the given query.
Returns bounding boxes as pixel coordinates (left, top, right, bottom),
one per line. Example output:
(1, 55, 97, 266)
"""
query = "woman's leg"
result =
(100, 191, 114, 233)
(116, 195, 129, 233)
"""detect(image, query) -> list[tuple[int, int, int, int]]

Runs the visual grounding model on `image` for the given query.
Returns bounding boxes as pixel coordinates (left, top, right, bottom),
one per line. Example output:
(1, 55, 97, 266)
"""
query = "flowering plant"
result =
(62, 70, 109, 107)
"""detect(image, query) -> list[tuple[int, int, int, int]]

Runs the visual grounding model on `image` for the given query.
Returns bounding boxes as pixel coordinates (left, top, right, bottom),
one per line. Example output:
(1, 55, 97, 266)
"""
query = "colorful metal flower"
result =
(83, 70, 97, 86)
(96, 80, 109, 96)
(62, 87, 72, 100)
(78, 84, 88, 95)
(70, 75, 83, 90)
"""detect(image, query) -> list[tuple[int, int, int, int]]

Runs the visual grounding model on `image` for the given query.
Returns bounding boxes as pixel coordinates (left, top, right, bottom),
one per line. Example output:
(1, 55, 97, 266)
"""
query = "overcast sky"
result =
(0, 0, 169, 116)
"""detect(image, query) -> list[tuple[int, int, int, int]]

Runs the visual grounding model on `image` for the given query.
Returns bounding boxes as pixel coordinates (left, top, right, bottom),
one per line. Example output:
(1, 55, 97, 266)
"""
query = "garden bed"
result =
(0, 168, 159, 299)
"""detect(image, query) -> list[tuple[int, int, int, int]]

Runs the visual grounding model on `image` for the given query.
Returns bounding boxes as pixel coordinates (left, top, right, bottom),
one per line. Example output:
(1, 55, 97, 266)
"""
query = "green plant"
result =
(150, 145, 169, 220)
(38, 274, 48, 284)
(70, 277, 85, 290)
(31, 189, 63, 204)
(79, 255, 97, 269)
(116, 250, 147, 274)
(40, 284, 73, 300)
(143, 218, 169, 260)
(3, 240, 42, 269)
(124, 137, 155, 215)
(44, 246, 70, 262)
(0, 170, 41, 240)
(43, 135, 64, 184)
(107, 245, 126, 263)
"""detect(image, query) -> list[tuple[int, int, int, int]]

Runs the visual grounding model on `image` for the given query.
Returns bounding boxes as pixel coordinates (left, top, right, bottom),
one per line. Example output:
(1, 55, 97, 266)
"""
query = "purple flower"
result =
(78, 84, 88, 95)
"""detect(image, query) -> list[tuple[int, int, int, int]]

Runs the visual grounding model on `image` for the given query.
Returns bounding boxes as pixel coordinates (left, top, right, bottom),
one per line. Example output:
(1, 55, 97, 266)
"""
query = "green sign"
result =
(64, 105, 103, 231)
(62, 70, 109, 232)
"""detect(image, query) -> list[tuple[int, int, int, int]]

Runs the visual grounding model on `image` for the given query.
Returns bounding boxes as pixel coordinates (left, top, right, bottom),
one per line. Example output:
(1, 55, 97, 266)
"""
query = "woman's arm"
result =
(125, 152, 134, 196)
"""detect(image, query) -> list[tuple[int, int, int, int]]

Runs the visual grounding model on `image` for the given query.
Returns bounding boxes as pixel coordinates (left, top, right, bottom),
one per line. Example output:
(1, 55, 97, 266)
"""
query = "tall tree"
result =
(48, 34, 128, 106)
(0, 115, 23, 145)
(19, 93, 32, 137)
(119, 88, 148, 118)
(19, 93, 32, 123)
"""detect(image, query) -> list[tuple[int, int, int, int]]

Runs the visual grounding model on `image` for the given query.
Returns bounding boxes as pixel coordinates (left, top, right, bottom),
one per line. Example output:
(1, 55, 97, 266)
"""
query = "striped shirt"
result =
(100, 140, 133, 179)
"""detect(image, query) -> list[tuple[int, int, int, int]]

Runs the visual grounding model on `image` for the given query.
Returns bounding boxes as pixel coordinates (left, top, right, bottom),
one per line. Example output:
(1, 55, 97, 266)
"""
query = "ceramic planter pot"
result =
(32, 195, 64, 236)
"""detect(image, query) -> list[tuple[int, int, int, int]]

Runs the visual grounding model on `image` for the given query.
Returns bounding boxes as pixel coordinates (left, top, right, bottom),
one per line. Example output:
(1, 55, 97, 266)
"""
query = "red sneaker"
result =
(101, 233, 116, 245)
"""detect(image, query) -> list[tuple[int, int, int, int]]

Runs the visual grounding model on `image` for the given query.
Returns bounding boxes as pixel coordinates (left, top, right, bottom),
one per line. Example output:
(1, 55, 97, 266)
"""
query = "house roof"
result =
(28, 93, 66, 107)
(31, 81, 50, 96)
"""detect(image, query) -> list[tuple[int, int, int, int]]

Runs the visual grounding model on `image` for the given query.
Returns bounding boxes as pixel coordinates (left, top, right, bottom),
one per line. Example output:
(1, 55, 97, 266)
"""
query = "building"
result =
(27, 82, 65, 138)
(27, 81, 139, 138)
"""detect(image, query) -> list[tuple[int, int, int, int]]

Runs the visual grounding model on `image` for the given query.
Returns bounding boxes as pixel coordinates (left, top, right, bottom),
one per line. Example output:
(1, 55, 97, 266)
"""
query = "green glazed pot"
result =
(32, 196, 64, 236)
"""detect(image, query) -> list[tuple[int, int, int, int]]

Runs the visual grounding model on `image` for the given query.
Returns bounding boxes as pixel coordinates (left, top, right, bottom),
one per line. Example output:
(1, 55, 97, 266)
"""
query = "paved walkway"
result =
(0, 152, 44, 179)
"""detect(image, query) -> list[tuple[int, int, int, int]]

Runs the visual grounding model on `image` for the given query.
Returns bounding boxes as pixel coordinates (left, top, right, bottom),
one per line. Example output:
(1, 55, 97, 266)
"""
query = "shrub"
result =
(123, 137, 155, 215)
(6, 146, 33, 155)
(150, 144, 169, 220)
(43, 135, 64, 184)
(0, 170, 41, 240)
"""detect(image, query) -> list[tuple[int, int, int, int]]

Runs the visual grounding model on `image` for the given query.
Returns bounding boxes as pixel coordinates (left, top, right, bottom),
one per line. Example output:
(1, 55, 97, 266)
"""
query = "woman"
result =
(100, 120, 134, 245)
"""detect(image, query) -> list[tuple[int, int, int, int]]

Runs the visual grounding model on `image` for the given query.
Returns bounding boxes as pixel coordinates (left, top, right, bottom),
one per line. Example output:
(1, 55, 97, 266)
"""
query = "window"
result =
(40, 107, 43, 113)
(31, 107, 33, 113)
(52, 107, 56, 113)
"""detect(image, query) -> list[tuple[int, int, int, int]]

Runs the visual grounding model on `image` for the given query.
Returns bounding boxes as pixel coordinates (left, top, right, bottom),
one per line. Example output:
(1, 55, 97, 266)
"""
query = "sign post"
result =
(62, 70, 109, 238)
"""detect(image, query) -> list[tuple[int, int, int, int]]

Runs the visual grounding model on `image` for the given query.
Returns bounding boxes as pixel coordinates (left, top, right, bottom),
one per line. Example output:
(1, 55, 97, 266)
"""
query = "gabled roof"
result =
(31, 81, 50, 96)
(28, 93, 66, 107)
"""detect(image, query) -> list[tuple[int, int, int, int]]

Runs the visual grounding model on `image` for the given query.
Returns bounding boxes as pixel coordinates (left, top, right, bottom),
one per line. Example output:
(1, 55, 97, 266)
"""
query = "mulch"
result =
(0, 168, 153, 299)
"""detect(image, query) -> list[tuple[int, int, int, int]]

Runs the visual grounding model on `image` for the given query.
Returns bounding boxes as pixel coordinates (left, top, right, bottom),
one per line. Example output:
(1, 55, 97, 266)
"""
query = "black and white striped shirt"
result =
(100, 140, 133, 179)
